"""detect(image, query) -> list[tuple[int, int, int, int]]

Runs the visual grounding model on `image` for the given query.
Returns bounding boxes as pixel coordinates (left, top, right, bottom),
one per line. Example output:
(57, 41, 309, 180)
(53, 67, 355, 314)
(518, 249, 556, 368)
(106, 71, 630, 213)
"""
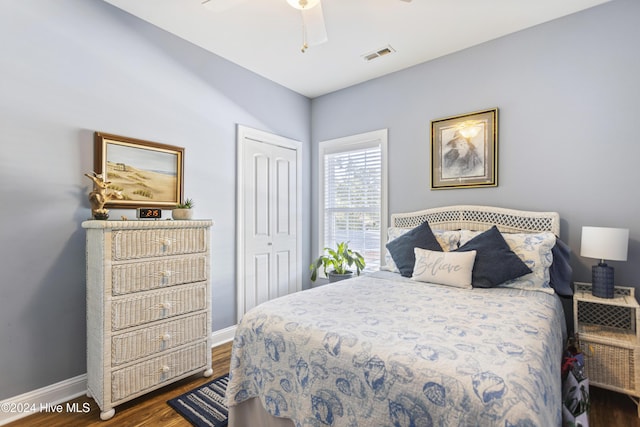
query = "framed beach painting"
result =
(93, 132, 184, 209)
(431, 108, 498, 189)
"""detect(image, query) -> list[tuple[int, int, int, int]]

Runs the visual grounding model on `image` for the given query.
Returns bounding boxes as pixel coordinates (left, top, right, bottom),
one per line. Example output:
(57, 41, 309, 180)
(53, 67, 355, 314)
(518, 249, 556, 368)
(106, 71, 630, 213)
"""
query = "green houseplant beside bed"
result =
(310, 241, 365, 283)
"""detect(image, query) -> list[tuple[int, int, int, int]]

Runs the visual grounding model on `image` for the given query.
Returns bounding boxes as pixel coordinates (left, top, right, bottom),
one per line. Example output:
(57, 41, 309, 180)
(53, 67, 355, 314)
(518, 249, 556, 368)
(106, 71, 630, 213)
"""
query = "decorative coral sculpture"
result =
(85, 172, 123, 220)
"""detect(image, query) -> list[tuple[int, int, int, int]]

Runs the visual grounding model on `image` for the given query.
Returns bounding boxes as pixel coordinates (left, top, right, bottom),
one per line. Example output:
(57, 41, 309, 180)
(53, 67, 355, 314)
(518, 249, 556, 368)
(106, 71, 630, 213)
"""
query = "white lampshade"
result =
(580, 226, 629, 262)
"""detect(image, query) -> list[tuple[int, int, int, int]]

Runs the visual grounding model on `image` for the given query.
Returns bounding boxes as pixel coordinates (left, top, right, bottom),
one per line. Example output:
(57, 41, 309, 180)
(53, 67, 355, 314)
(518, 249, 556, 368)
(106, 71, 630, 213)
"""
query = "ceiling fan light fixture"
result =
(287, 0, 320, 10)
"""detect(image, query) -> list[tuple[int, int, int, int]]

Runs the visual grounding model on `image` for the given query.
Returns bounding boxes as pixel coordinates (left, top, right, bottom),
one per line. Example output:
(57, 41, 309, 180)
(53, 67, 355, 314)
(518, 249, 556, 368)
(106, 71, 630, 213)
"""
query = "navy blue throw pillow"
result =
(456, 226, 532, 288)
(386, 221, 442, 277)
(549, 238, 573, 296)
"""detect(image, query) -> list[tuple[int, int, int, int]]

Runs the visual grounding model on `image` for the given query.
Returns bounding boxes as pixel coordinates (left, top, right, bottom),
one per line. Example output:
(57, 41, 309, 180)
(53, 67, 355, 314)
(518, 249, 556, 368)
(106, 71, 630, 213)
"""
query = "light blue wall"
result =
(1, 0, 637, 404)
(0, 0, 310, 399)
(311, 0, 640, 295)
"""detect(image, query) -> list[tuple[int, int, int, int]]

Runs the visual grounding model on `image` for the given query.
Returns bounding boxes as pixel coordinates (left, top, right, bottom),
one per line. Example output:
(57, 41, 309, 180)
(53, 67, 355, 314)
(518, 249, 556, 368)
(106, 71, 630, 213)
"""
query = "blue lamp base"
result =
(591, 262, 614, 298)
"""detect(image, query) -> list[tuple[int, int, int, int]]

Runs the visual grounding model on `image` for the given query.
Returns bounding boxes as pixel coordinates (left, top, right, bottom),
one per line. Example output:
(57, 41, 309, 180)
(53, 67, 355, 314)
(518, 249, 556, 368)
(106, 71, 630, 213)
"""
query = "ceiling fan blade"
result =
(301, 1, 327, 47)
(201, 0, 247, 13)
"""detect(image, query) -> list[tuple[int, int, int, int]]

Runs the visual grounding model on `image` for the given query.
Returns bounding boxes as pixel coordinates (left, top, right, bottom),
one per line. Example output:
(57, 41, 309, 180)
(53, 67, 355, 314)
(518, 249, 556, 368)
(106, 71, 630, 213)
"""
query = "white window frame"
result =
(317, 129, 388, 272)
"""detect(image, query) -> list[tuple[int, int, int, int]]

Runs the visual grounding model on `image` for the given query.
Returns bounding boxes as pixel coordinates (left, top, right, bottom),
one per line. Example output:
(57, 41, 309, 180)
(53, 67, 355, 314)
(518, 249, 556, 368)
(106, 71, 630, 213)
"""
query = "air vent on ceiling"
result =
(362, 45, 396, 62)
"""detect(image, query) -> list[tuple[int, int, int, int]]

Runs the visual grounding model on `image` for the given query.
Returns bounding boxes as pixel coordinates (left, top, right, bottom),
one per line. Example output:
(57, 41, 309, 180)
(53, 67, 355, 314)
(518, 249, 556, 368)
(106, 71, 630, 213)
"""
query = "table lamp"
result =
(580, 226, 629, 298)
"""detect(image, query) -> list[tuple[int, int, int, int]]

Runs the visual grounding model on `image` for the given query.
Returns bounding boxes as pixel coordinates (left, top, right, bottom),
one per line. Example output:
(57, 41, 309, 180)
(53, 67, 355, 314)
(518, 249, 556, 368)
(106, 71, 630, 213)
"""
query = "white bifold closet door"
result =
(237, 126, 300, 321)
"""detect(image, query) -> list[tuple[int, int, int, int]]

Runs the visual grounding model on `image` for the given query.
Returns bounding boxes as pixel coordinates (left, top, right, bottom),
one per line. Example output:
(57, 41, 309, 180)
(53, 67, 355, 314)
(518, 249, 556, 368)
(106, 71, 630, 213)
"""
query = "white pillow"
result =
(434, 229, 461, 252)
(459, 230, 556, 294)
(382, 228, 460, 273)
(411, 247, 476, 289)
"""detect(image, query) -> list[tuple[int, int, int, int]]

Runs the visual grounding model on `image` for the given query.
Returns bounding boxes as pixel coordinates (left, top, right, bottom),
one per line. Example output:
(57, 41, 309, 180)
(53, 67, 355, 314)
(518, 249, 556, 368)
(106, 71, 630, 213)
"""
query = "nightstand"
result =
(574, 282, 640, 417)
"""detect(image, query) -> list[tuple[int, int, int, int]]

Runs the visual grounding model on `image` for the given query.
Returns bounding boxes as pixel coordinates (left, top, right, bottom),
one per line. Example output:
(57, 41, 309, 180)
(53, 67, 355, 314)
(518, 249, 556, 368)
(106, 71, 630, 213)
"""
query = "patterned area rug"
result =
(167, 374, 229, 427)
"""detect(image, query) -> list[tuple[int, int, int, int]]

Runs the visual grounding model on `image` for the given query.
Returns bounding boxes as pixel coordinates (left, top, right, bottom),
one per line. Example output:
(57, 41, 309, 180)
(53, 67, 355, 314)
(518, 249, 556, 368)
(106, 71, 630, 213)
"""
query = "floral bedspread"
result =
(226, 271, 566, 427)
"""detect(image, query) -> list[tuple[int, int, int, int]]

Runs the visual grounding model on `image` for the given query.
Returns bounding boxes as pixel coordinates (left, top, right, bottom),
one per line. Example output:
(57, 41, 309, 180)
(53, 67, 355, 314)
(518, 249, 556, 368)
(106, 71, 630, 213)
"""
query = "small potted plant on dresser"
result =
(310, 241, 365, 283)
(172, 198, 194, 220)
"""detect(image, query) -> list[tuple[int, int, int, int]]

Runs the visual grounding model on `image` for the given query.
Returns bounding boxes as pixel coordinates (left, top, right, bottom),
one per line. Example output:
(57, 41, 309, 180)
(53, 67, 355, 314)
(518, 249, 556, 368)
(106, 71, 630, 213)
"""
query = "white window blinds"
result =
(321, 134, 386, 271)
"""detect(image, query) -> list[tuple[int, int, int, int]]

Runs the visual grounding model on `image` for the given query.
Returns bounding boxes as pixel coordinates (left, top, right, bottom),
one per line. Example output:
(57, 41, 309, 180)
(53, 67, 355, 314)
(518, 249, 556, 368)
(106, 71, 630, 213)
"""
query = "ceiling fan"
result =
(286, 0, 327, 53)
(287, 0, 413, 53)
(202, 0, 412, 53)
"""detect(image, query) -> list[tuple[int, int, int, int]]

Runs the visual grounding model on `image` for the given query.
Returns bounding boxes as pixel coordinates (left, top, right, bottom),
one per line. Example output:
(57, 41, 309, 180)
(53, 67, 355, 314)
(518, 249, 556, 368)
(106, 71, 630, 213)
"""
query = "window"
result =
(318, 129, 388, 271)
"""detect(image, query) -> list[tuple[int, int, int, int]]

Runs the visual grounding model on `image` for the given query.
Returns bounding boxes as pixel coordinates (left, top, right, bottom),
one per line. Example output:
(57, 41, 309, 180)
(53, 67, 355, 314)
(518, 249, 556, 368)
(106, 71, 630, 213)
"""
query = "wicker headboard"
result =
(390, 205, 560, 236)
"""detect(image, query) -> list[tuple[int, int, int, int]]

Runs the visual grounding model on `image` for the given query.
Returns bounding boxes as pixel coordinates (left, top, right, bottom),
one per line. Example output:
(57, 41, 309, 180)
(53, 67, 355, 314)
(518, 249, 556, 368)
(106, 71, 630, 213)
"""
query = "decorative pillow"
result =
(381, 227, 410, 272)
(382, 227, 460, 273)
(456, 226, 532, 288)
(385, 222, 443, 277)
(549, 238, 573, 296)
(434, 229, 461, 252)
(460, 229, 557, 293)
(412, 248, 476, 289)
(499, 232, 557, 293)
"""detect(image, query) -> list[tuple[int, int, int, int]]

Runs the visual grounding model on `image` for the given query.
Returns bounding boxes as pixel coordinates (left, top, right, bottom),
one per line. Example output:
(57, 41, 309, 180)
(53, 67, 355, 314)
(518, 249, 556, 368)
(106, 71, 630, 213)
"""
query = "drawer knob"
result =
(161, 238, 172, 247)
(161, 302, 172, 310)
(162, 333, 171, 341)
(161, 365, 170, 373)
(161, 271, 172, 278)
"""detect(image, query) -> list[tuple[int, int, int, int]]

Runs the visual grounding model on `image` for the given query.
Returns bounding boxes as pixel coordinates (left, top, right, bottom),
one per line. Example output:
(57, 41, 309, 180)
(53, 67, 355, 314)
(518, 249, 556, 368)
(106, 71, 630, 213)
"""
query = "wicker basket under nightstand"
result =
(574, 282, 640, 417)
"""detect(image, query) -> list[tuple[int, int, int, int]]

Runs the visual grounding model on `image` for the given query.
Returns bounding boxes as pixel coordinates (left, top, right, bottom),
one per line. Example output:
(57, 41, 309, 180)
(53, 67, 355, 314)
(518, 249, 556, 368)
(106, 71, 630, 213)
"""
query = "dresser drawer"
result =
(112, 228, 207, 260)
(111, 341, 208, 402)
(112, 255, 207, 295)
(111, 312, 208, 366)
(111, 282, 207, 331)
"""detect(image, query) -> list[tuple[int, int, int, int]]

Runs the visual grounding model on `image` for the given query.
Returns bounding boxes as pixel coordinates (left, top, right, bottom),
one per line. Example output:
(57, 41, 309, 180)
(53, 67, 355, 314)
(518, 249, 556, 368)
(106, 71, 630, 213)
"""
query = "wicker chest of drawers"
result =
(82, 220, 213, 420)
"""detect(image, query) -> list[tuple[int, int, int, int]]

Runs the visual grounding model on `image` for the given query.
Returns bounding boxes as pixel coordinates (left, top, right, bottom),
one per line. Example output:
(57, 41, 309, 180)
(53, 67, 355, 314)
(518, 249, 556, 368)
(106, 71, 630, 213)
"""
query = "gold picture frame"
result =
(94, 132, 184, 209)
(431, 108, 498, 189)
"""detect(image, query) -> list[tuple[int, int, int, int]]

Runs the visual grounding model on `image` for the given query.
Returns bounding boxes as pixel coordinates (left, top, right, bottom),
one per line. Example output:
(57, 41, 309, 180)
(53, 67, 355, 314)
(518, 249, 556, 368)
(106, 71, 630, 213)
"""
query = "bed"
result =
(226, 205, 569, 427)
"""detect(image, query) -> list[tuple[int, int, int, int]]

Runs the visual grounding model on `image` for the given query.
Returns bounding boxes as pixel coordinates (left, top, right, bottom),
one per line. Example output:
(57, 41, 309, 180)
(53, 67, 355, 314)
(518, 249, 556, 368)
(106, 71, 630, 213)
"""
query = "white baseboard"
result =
(0, 325, 237, 426)
(211, 325, 236, 346)
(0, 374, 87, 425)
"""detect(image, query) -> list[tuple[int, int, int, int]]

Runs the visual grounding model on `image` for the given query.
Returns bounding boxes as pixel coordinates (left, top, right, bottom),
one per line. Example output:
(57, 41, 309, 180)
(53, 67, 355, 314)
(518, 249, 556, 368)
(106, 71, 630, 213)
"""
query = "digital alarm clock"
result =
(136, 208, 162, 219)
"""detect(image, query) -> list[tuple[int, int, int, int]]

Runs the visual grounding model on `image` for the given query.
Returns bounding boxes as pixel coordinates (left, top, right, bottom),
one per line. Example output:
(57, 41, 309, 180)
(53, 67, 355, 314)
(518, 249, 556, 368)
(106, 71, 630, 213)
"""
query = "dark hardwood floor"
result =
(5, 341, 638, 426)
(5, 342, 233, 427)
(589, 386, 640, 427)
